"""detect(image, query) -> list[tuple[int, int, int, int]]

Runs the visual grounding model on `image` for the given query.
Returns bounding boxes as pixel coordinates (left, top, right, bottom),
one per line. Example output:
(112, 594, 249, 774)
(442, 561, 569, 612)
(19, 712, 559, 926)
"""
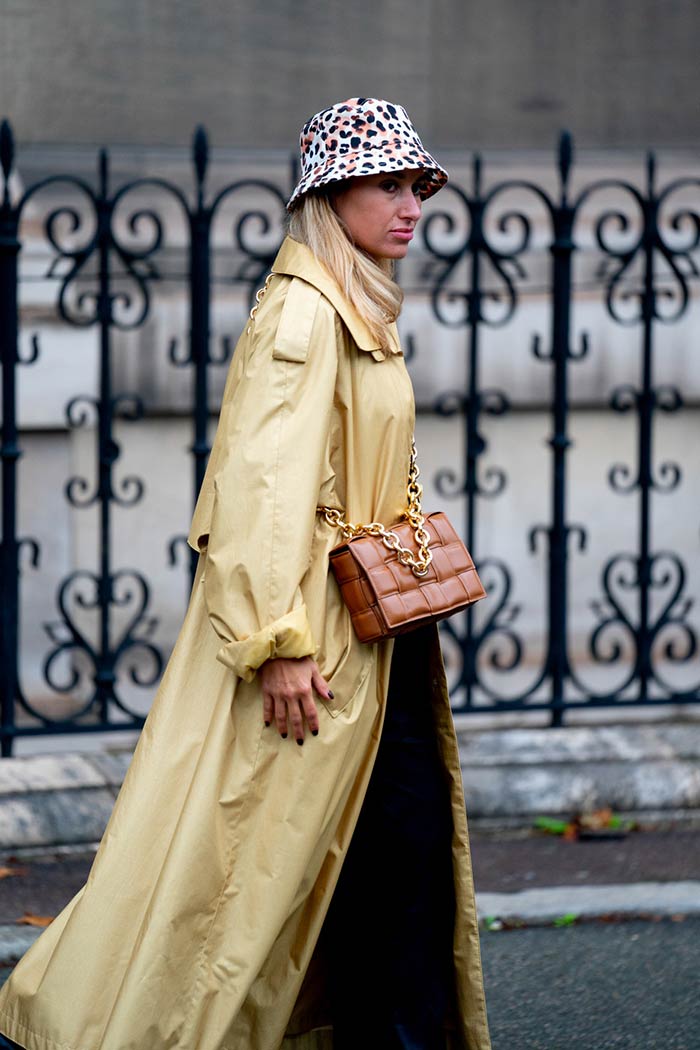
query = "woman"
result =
(0, 98, 491, 1050)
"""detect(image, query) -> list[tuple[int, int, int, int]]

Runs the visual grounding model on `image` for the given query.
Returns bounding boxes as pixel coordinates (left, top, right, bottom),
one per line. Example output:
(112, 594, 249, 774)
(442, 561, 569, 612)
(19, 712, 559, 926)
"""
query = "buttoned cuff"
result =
(215, 605, 316, 682)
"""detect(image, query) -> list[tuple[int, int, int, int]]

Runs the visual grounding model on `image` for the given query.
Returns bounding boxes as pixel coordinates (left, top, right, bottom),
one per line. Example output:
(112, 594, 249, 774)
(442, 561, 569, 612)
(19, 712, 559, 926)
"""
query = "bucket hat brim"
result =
(286, 98, 448, 211)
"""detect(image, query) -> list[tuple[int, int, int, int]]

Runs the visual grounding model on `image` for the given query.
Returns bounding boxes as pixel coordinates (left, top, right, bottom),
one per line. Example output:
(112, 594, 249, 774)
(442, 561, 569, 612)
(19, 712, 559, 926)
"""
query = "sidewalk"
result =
(0, 823, 699, 967)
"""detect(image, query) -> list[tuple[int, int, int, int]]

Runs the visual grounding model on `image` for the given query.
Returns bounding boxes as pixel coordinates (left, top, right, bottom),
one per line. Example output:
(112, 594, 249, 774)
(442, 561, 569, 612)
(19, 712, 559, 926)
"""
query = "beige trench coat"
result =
(0, 237, 492, 1050)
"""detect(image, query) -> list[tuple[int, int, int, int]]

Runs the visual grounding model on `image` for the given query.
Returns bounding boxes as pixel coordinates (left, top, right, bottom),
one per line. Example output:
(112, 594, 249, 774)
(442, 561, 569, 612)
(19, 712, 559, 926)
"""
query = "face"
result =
(330, 169, 426, 260)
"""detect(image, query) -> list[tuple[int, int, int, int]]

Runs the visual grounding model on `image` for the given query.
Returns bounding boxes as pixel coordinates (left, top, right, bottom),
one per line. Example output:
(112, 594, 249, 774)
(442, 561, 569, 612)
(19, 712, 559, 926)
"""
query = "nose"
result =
(398, 187, 422, 222)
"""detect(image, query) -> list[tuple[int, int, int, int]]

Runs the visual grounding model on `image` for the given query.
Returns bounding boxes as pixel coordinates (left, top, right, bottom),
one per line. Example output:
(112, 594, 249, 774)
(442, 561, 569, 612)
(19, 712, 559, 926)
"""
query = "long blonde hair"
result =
(286, 192, 403, 353)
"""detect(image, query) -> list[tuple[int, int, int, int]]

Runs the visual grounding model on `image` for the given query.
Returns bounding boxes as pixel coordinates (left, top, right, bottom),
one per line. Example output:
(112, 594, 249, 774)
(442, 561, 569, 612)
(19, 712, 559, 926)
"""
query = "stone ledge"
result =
(461, 759, 700, 818)
(0, 788, 119, 850)
(458, 724, 700, 818)
(456, 724, 700, 766)
(0, 724, 699, 850)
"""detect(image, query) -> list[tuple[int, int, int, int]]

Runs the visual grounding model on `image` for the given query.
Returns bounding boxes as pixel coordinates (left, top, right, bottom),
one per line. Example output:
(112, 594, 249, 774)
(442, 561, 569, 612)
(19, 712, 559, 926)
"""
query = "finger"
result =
(262, 690, 273, 727)
(274, 696, 288, 739)
(286, 697, 305, 745)
(301, 695, 320, 737)
(311, 667, 334, 703)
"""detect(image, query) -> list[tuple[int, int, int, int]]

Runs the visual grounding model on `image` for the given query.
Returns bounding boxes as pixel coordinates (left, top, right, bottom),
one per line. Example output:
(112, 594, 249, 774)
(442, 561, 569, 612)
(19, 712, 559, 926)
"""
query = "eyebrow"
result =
(380, 171, 425, 184)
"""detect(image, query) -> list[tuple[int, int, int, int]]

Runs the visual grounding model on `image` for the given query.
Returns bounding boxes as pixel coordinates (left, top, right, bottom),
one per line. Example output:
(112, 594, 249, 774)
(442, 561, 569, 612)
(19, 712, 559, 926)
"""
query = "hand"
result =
(259, 656, 333, 744)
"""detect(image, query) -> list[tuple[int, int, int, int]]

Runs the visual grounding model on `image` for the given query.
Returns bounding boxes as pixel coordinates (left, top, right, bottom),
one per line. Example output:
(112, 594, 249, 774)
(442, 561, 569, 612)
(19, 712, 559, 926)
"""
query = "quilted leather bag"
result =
(319, 442, 487, 644)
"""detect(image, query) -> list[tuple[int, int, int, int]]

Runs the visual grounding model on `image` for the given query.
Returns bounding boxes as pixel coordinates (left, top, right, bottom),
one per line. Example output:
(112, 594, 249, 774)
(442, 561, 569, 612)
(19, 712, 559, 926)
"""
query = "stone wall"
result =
(2, 0, 699, 150)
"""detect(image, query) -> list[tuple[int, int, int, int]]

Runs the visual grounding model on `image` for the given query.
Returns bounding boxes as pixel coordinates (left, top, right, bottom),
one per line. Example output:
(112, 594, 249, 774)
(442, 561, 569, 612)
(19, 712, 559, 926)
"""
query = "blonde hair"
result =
(286, 193, 403, 353)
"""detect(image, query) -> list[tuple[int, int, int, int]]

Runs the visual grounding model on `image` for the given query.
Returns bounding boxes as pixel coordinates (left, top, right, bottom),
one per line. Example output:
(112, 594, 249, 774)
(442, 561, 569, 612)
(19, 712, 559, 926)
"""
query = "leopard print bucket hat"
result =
(286, 97, 448, 211)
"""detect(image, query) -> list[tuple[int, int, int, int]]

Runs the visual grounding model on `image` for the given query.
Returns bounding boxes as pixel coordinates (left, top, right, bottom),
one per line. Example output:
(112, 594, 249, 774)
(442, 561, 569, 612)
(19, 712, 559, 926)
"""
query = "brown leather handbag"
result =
(319, 442, 487, 644)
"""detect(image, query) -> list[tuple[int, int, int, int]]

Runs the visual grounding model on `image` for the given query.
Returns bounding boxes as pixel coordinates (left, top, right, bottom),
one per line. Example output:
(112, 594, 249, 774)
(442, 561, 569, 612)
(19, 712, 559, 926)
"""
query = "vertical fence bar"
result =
(544, 134, 577, 726)
(94, 148, 116, 720)
(188, 127, 212, 583)
(636, 153, 658, 700)
(462, 157, 485, 707)
(0, 124, 20, 755)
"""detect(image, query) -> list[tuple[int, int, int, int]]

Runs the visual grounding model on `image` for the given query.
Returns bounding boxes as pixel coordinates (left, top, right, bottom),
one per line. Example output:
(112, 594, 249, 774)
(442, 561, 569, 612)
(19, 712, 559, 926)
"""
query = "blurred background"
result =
(2, 0, 698, 741)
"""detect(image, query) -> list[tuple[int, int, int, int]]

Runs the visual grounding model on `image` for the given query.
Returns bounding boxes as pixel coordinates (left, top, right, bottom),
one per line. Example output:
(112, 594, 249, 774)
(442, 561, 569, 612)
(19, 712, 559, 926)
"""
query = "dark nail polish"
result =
(296, 738, 304, 746)
(328, 690, 335, 700)
(264, 720, 270, 727)
(311, 729, 319, 737)
(281, 732, 288, 739)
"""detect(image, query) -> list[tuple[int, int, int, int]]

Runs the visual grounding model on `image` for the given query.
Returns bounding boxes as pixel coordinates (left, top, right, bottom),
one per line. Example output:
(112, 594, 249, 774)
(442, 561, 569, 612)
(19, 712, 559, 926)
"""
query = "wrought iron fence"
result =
(1, 119, 699, 754)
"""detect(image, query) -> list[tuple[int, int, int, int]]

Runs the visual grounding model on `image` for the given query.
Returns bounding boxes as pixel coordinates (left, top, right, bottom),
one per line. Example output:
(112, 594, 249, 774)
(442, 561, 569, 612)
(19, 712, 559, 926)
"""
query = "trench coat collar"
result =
(271, 236, 399, 360)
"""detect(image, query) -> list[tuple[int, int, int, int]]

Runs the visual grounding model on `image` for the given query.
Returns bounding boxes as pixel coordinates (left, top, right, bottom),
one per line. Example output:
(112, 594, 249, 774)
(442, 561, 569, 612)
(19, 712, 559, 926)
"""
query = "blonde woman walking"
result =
(0, 98, 491, 1050)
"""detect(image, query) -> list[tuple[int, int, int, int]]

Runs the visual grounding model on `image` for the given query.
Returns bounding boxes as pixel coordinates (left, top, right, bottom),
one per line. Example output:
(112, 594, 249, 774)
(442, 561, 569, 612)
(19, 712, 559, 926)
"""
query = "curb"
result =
(1, 881, 699, 966)
(475, 880, 700, 928)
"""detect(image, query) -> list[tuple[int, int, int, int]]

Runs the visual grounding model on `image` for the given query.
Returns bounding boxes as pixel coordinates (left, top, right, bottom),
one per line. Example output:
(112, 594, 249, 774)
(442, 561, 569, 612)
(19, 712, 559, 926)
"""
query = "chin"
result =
(375, 244, 410, 261)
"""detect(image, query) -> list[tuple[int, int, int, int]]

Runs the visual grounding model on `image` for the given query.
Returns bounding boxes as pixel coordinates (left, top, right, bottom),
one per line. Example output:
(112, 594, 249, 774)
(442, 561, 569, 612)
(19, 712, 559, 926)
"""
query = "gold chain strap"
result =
(319, 441, 433, 577)
(249, 273, 274, 320)
(248, 269, 433, 576)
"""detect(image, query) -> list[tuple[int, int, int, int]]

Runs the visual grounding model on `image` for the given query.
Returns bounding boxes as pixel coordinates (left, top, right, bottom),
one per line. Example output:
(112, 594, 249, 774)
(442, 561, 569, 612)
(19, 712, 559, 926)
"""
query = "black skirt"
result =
(323, 626, 456, 1050)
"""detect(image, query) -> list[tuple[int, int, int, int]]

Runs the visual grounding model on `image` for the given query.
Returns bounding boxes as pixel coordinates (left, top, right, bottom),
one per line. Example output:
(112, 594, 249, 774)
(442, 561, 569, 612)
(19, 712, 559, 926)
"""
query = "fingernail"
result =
(311, 729, 319, 737)
(264, 720, 270, 727)
(328, 690, 335, 700)
(281, 732, 288, 739)
(296, 738, 304, 746)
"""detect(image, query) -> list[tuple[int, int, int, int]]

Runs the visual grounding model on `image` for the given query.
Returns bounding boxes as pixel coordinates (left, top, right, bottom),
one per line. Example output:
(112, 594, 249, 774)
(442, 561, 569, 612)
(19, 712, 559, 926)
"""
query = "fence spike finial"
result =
(1, 118, 15, 201)
(473, 151, 481, 196)
(193, 125, 209, 199)
(646, 149, 656, 195)
(558, 129, 573, 195)
(98, 147, 109, 197)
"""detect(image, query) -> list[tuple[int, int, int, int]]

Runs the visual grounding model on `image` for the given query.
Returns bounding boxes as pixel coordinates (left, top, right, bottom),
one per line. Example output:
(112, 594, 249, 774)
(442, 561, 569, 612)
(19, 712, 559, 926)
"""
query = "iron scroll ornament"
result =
(417, 133, 699, 716)
(0, 119, 289, 744)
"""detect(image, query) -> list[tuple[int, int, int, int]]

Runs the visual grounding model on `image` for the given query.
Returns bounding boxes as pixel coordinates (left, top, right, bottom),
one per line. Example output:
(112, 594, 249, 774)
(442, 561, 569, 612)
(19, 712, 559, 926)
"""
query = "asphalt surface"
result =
(470, 824, 700, 891)
(1, 919, 697, 1048)
(0, 826, 698, 1048)
(482, 916, 700, 1050)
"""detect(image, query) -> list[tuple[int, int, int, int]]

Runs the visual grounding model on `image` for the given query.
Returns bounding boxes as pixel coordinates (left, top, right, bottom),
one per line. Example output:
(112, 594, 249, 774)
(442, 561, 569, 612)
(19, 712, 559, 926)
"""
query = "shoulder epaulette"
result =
(272, 277, 322, 363)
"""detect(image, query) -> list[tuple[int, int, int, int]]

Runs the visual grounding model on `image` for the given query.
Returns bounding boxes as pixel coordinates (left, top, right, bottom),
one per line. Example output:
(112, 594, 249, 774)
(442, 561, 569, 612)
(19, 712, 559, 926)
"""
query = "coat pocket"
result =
(323, 651, 374, 717)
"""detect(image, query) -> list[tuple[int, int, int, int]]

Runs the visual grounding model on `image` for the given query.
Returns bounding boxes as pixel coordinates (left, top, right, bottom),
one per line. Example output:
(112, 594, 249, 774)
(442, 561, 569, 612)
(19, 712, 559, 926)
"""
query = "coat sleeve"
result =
(201, 278, 338, 682)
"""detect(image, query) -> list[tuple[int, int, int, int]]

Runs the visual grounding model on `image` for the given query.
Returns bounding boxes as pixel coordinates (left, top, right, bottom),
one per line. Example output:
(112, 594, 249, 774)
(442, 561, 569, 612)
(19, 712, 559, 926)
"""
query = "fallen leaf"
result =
(15, 912, 54, 928)
(553, 913, 579, 927)
(579, 807, 614, 830)
(0, 865, 28, 879)
(533, 816, 571, 835)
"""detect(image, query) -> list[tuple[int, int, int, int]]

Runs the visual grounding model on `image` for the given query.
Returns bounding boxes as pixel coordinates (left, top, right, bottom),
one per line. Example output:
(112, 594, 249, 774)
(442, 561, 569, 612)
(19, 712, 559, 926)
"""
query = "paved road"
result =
(1, 919, 697, 1048)
(0, 831, 698, 1048)
(480, 917, 700, 1050)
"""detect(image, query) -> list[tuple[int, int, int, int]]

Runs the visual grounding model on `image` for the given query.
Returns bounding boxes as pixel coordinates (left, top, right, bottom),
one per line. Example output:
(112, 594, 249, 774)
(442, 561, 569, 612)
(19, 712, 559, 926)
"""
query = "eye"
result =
(380, 178, 400, 192)
(412, 179, 428, 197)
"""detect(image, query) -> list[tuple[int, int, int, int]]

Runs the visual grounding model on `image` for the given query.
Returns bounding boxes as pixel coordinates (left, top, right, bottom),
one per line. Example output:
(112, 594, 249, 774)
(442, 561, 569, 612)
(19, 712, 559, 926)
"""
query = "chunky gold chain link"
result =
(247, 272, 275, 332)
(319, 440, 433, 577)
